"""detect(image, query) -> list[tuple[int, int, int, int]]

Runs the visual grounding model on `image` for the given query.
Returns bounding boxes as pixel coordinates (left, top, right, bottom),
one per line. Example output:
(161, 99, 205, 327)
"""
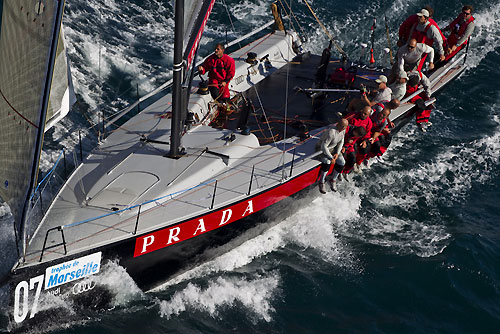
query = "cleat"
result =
(426, 121, 432, 127)
(318, 182, 326, 194)
(363, 159, 371, 169)
(418, 123, 426, 132)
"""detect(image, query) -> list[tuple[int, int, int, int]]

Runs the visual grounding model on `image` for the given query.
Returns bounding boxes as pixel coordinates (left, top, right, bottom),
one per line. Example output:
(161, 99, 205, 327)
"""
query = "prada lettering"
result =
(134, 200, 254, 257)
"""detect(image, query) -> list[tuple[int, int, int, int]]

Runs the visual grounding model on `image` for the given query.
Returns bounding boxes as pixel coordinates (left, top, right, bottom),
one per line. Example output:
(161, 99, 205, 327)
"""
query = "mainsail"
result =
(0, 0, 65, 239)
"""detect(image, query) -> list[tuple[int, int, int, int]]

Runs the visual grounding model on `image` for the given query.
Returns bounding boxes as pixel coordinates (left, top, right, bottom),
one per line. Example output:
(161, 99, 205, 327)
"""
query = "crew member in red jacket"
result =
(398, 6, 436, 46)
(198, 43, 235, 102)
(443, 5, 475, 60)
(398, 8, 446, 62)
(348, 106, 373, 173)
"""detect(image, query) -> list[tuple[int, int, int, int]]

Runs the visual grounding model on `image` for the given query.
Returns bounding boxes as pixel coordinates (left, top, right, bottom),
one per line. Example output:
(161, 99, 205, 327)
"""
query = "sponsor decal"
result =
(72, 280, 96, 295)
(134, 166, 320, 257)
(44, 252, 102, 289)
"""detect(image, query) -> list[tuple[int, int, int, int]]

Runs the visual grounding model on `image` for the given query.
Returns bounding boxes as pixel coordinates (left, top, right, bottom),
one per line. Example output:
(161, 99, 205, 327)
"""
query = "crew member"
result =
(410, 9, 446, 62)
(389, 38, 435, 82)
(389, 71, 408, 101)
(198, 43, 235, 102)
(349, 106, 373, 173)
(443, 5, 475, 59)
(404, 73, 433, 132)
(367, 107, 393, 161)
(340, 126, 367, 179)
(398, 5, 436, 46)
(317, 119, 348, 193)
(347, 75, 392, 112)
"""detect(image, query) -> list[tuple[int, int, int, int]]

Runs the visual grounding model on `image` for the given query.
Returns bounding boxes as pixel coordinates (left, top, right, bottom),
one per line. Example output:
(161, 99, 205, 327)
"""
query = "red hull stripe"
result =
(134, 166, 321, 257)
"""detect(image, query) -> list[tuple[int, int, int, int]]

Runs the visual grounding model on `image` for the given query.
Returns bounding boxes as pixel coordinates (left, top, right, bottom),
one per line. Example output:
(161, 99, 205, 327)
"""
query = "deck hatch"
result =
(87, 172, 159, 209)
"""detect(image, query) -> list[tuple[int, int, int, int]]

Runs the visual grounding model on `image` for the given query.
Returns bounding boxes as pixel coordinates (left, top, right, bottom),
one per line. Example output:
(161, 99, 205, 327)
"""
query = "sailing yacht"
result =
(0, 0, 468, 326)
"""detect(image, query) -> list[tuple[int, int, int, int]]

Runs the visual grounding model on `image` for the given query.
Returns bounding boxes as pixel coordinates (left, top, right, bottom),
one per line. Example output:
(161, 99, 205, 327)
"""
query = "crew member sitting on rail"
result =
(410, 9, 446, 63)
(349, 106, 373, 174)
(347, 75, 392, 112)
(367, 107, 393, 161)
(388, 38, 434, 83)
(404, 73, 433, 132)
(340, 126, 367, 179)
(198, 43, 236, 103)
(389, 71, 408, 101)
(443, 5, 475, 60)
(398, 5, 436, 46)
(317, 119, 348, 194)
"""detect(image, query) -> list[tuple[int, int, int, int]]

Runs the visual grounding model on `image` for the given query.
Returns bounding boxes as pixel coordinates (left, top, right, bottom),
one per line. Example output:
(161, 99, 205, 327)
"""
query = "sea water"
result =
(1, 0, 499, 332)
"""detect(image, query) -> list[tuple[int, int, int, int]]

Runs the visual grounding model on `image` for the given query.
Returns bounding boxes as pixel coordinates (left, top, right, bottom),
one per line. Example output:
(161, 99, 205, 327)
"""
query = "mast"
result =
(170, 0, 184, 157)
(20, 0, 66, 259)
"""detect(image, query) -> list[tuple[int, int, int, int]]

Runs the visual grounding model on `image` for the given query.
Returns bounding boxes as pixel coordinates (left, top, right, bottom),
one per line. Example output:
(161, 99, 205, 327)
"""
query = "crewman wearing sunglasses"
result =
(443, 5, 475, 58)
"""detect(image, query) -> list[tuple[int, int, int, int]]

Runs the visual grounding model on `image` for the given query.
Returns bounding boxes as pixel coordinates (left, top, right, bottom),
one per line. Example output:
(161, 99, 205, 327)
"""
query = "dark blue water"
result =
(1, 0, 500, 332)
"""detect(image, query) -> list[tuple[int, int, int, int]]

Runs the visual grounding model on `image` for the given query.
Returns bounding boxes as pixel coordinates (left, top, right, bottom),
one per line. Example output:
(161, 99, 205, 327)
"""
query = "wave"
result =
(158, 273, 280, 322)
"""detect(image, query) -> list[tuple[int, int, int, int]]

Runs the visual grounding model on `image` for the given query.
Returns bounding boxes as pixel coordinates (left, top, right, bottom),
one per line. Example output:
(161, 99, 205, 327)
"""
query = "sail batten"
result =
(0, 0, 64, 238)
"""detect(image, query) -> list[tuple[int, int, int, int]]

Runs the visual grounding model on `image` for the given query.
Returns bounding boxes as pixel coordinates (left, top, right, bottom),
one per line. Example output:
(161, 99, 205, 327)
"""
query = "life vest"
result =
(400, 15, 440, 44)
(411, 20, 446, 47)
(447, 14, 475, 46)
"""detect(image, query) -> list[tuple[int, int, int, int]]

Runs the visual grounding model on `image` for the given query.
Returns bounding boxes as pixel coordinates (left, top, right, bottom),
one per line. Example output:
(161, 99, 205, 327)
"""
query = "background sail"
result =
(0, 0, 61, 226)
(183, 0, 216, 74)
(46, 28, 76, 131)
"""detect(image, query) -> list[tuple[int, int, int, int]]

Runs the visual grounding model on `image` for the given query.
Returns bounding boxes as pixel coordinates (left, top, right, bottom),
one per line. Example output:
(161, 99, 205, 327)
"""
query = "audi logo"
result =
(72, 280, 96, 295)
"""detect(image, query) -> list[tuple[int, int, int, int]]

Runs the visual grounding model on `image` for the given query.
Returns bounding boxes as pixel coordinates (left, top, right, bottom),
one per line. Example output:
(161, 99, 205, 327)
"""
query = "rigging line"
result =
(276, 0, 298, 36)
(0, 88, 38, 128)
(278, 0, 307, 38)
(252, 85, 278, 148)
(281, 0, 293, 180)
(301, 0, 347, 59)
(221, 0, 241, 49)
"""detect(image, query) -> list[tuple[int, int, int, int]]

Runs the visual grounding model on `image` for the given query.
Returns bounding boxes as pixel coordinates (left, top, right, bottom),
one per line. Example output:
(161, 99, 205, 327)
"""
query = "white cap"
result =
(375, 75, 388, 84)
(417, 9, 430, 17)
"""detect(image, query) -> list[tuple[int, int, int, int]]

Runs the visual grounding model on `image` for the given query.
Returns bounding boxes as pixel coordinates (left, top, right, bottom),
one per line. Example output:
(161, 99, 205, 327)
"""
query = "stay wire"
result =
(281, 0, 293, 180)
(278, 0, 307, 39)
(221, 0, 241, 49)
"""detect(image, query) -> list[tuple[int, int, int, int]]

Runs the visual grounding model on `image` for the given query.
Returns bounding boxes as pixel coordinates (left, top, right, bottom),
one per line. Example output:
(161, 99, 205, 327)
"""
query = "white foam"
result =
(158, 273, 279, 322)
(98, 260, 144, 306)
(155, 187, 360, 289)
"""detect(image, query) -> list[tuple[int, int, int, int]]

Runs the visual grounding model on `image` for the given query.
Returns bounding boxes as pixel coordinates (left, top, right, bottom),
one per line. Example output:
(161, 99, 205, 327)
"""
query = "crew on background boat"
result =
(409, 9, 446, 63)
(443, 5, 475, 59)
(317, 119, 348, 193)
(388, 38, 434, 83)
(198, 43, 235, 102)
(398, 5, 435, 46)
